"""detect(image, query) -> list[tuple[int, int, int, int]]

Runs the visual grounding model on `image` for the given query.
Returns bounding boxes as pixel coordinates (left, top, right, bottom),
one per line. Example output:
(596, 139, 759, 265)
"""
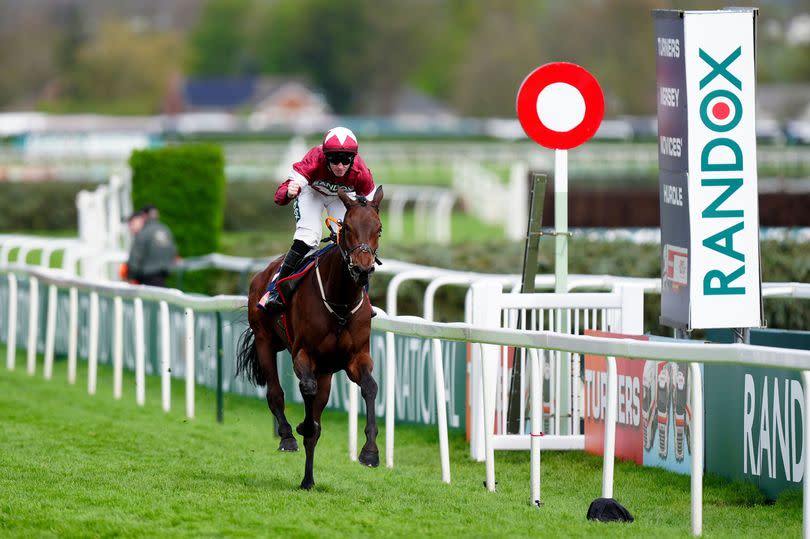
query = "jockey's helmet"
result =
(322, 126, 359, 155)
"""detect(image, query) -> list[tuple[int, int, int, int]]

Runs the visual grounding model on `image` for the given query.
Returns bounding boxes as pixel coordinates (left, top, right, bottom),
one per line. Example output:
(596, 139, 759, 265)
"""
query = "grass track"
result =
(0, 347, 802, 538)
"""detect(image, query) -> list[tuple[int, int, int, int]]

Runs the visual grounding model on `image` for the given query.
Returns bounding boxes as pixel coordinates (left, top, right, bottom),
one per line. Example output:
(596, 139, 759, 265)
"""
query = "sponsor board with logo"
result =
(654, 9, 762, 330)
(704, 328, 810, 500)
(584, 331, 694, 474)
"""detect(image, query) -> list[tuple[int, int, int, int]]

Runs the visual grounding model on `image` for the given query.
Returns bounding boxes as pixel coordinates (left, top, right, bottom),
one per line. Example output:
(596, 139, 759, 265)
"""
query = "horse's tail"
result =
(235, 326, 266, 386)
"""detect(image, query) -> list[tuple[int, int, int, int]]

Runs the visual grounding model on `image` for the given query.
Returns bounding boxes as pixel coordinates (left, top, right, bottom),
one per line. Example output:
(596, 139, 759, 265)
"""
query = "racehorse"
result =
(236, 186, 384, 490)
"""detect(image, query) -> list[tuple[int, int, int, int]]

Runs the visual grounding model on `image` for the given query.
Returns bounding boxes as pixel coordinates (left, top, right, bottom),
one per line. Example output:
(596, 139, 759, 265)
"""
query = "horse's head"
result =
(337, 186, 384, 286)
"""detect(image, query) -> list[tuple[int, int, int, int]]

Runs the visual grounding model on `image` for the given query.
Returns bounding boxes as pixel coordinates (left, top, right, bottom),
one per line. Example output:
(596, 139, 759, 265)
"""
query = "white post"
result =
(67, 287, 78, 384)
(43, 284, 57, 380)
(602, 355, 618, 499)
(554, 149, 568, 294)
(26, 276, 39, 375)
(87, 291, 99, 395)
(469, 338, 483, 461)
(618, 284, 645, 335)
(432, 338, 451, 483)
(385, 329, 396, 468)
(690, 362, 704, 537)
(113, 297, 123, 399)
(470, 280, 503, 463)
(348, 376, 358, 461)
(184, 307, 195, 419)
(160, 301, 171, 412)
(389, 192, 408, 241)
(481, 342, 498, 492)
(530, 348, 542, 506)
(134, 298, 145, 406)
(6, 273, 17, 370)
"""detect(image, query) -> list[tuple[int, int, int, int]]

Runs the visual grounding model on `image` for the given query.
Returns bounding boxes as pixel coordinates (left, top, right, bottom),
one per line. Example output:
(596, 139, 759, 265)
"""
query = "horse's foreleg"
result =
(257, 336, 297, 452)
(348, 354, 379, 468)
(299, 374, 332, 490)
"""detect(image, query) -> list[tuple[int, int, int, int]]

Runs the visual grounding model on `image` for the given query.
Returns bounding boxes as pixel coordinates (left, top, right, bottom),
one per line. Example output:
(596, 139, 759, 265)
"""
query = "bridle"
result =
(315, 211, 382, 331)
(324, 214, 382, 277)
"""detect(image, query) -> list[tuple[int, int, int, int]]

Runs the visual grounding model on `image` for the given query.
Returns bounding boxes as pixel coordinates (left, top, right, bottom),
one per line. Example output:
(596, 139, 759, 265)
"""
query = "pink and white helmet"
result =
(322, 126, 359, 155)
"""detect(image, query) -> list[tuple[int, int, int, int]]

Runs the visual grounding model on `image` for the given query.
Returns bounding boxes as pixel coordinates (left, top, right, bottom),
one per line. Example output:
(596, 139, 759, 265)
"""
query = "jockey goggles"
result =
(326, 153, 354, 165)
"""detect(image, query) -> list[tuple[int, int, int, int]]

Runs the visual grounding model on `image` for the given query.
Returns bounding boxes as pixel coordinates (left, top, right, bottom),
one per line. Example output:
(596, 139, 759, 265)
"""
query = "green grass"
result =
(0, 345, 803, 538)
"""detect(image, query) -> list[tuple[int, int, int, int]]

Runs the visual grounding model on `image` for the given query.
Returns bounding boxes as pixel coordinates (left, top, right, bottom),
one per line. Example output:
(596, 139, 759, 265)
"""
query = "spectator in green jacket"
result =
(124, 205, 177, 287)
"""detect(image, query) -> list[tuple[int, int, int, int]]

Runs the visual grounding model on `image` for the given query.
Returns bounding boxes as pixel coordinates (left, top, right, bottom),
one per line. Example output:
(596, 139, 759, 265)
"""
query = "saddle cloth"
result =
(276, 243, 336, 306)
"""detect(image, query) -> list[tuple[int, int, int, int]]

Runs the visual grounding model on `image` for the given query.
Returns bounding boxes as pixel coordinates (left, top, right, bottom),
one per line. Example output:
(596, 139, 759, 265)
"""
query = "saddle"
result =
(270, 243, 337, 349)
(276, 243, 337, 307)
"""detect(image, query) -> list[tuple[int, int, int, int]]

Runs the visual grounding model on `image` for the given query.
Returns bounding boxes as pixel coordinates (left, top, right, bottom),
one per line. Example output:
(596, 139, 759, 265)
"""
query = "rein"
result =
(316, 212, 381, 330)
(314, 255, 365, 330)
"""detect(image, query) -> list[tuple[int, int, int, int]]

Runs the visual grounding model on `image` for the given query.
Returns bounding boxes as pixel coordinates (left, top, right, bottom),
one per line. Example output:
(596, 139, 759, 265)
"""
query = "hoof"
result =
(278, 437, 298, 452)
(359, 448, 380, 468)
(299, 478, 315, 491)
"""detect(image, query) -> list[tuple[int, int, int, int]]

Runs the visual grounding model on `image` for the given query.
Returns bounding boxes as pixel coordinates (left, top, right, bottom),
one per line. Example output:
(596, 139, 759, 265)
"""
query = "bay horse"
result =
(236, 186, 383, 490)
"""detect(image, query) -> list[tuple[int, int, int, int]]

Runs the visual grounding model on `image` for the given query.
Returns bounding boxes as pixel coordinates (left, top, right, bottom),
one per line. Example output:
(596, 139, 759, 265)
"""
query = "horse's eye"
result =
(377, 227, 383, 237)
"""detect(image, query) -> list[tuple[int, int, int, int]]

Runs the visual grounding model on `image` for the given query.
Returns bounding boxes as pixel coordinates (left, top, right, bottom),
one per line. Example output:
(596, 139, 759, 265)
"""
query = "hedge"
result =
(129, 144, 225, 256)
(0, 181, 96, 231)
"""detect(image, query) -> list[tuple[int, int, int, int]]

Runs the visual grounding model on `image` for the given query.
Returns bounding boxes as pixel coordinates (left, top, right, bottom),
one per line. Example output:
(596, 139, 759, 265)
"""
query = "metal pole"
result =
(554, 150, 572, 435)
(506, 173, 547, 434)
(554, 149, 569, 294)
(216, 311, 224, 424)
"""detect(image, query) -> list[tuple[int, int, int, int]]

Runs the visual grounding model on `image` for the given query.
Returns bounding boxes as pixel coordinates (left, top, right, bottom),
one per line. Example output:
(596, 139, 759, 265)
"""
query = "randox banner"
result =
(704, 329, 810, 500)
(654, 9, 762, 330)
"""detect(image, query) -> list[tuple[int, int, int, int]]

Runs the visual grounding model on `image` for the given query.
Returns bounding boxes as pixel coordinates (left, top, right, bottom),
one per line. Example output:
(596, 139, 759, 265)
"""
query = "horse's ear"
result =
(370, 186, 384, 212)
(338, 187, 355, 208)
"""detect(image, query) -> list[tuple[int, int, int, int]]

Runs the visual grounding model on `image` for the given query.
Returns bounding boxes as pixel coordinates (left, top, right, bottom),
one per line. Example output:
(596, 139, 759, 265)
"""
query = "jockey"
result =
(258, 126, 376, 312)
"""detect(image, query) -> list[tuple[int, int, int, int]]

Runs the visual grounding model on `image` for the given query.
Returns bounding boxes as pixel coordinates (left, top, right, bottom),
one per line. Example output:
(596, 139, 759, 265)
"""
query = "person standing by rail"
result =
(123, 204, 177, 287)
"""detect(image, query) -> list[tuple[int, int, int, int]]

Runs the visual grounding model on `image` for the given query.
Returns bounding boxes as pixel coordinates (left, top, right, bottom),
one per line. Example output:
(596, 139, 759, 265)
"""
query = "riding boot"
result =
(258, 239, 310, 312)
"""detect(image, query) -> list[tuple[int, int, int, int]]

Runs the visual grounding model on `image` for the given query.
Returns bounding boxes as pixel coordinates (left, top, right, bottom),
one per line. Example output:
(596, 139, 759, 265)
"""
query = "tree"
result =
(61, 20, 186, 114)
(0, 3, 61, 109)
(257, 0, 436, 114)
(188, 0, 261, 76)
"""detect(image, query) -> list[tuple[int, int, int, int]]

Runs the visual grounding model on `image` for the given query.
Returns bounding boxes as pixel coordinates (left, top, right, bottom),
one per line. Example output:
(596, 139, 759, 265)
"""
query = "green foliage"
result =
(50, 21, 186, 114)
(188, 0, 264, 76)
(0, 181, 95, 231)
(257, 0, 372, 112)
(129, 144, 226, 257)
(222, 181, 293, 233)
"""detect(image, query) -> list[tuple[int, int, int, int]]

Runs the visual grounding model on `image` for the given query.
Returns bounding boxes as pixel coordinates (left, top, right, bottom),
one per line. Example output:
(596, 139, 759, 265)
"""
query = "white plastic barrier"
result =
(385, 186, 456, 245)
(76, 172, 131, 251)
(1, 264, 243, 419)
(468, 281, 644, 463)
(0, 234, 127, 280)
(368, 307, 810, 537)
(4, 260, 810, 536)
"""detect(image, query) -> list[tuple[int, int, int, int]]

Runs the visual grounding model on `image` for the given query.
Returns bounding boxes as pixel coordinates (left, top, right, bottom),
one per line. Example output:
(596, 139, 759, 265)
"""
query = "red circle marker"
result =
(516, 63, 604, 150)
(712, 102, 730, 120)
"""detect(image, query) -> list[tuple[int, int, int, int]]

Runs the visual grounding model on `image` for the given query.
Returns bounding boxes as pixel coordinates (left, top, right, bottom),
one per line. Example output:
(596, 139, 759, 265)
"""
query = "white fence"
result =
(469, 282, 645, 463)
(4, 241, 810, 536)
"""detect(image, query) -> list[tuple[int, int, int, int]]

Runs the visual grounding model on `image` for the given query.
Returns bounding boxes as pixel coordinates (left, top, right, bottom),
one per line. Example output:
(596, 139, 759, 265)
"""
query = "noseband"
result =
(324, 216, 382, 274)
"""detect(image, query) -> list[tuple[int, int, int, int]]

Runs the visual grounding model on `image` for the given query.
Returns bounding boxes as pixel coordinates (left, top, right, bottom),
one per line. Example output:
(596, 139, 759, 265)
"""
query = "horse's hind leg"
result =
(256, 335, 297, 452)
(299, 373, 332, 490)
(347, 353, 379, 468)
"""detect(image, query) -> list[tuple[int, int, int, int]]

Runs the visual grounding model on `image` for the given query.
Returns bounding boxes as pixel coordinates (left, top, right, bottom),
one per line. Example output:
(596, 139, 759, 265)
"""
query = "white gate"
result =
(469, 280, 644, 461)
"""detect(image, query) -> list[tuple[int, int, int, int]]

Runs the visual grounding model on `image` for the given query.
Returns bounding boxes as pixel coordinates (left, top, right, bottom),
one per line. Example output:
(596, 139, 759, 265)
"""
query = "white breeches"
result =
(292, 184, 347, 247)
